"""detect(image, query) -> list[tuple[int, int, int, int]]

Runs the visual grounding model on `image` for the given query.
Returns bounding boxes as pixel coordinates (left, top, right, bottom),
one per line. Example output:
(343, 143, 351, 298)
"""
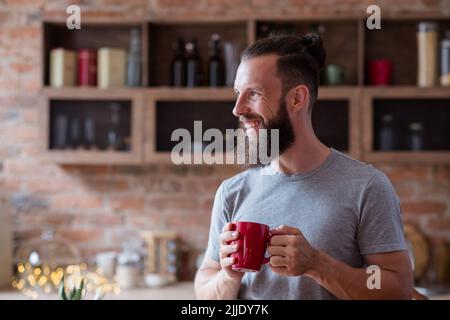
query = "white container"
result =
(116, 265, 140, 289)
(417, 22, 439, 87)
(96, 252, 116, 278)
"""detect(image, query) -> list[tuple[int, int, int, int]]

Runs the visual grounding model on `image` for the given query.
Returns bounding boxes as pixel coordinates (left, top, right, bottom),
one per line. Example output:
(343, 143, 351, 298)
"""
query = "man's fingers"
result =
(220, 244, 239, 258)
(221, 256, 235, 268)
(222, 223, 234, 233)
(220, 230, 239, 244)
(269, 256, 286, 267)
(268, 245, 286, 256)
(270, 266, 289, 276)
(270, 225, 301, 235)
(270, 234, 293, 246)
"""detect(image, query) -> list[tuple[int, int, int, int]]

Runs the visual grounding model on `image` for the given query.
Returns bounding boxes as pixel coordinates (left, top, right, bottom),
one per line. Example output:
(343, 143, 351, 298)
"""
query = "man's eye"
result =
(249, 91, 260, 97)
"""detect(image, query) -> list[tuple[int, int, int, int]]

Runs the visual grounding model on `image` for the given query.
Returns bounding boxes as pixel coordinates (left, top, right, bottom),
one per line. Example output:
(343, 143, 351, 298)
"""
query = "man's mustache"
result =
(239, 115, 264, 122)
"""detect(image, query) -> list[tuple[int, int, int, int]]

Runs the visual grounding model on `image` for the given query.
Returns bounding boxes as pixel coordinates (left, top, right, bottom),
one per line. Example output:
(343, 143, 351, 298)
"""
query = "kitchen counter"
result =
(0, 281, 196, 300)
(0, 282, 449, 300)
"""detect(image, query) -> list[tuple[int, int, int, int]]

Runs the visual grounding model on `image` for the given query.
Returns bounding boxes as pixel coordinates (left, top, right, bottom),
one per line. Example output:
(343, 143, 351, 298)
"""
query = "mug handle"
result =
(262, 231, 273, 264)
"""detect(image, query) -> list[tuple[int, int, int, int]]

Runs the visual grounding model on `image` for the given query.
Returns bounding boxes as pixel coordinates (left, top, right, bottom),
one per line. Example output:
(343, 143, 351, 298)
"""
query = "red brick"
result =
(166, 212, 211, 229)
(393, 183, 416, 198)
(143, 177, 181, 193)
(3, 126, 37, 142)
(53, 195, 103, 210)
(4, 0, 45, 8)
(148, 195, 198, 211)
(126, 212, 164, 229)
(110, 196, 145, 211)
(183, 179, 221, 194)
(24, 179, 73, 194)
(7, 26, 40, 39)
(0, 178, 22, 192)
(85, 179, 129, 193)
(401, 201, 447, 215)
(57, 227, 103, 243)
(435, 166, 450, 185)
(40, 213, 74, 226)
(14, 228, 43, 243)
(378, 165, 432, 183)
(428, 218, 450, 231)
(74, 212, 124, 227)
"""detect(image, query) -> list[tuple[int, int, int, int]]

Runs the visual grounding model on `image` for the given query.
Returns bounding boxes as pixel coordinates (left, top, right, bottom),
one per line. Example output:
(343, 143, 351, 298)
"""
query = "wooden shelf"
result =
(40, 89, 144, 165)
(362, 88, 450, 164)
(40, 13, 450, 165)
(363, 152, 450, 164)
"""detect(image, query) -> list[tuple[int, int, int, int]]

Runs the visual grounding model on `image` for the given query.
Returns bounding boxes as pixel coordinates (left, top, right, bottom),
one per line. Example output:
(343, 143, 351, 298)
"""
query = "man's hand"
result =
(219, 223, 245, 280)
(268, 225, 318, 276)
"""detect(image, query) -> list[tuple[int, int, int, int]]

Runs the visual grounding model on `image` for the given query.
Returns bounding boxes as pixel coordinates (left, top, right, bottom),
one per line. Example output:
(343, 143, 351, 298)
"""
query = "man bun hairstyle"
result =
(241, 33, 326, 113)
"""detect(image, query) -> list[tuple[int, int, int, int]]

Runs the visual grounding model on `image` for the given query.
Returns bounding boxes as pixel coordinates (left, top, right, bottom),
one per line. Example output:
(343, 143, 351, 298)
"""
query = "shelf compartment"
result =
(364, 19, 450, 86)
(42, 21, 147, 86)
(41, 89, 143, 165)
(147, 21, 248, 87)
(256, 20, 361, 85)
(362, 88, 450, 163)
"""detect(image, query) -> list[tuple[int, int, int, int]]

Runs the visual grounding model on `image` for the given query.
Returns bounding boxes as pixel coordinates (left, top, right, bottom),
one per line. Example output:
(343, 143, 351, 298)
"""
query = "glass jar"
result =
(115, 239, 144, 289)
(440, 31, 450, 87)
(408, 122, 424, 151)
(417, 22, 439, 87)
(13, 227, 82, 298)
(378, 114, 396, 150)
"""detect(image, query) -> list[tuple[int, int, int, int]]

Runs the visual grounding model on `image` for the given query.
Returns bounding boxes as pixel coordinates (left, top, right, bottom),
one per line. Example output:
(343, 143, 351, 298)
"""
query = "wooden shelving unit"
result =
(41, 88, 144, 165)
(40, 14, 450, 165)
(362, 87, 450, 164)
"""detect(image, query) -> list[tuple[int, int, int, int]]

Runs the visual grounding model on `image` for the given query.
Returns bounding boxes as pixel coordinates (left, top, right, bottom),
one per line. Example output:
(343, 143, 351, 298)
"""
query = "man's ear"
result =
(290, 85, 309, 113)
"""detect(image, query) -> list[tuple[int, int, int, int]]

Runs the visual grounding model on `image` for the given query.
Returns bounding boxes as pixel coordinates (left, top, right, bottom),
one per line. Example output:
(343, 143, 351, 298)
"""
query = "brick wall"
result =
(0, 0, 449, 282)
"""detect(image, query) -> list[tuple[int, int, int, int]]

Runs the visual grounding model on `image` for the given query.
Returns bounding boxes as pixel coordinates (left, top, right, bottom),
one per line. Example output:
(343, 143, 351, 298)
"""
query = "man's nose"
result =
(232, 96, 251, 117)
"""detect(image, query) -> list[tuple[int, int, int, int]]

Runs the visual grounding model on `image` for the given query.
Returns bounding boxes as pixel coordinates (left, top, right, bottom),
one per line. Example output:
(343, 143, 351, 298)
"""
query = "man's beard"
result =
(237, 96, 295, 169)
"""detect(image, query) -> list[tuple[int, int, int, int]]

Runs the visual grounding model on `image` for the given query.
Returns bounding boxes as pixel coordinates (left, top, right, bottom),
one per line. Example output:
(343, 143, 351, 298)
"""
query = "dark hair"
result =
(241, 33, 326, 113)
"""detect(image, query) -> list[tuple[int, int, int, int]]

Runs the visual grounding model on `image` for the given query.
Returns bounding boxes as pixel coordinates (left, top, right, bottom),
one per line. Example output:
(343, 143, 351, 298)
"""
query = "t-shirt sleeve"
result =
(205, 181, 230, 262)
(357, 171, 407, 255)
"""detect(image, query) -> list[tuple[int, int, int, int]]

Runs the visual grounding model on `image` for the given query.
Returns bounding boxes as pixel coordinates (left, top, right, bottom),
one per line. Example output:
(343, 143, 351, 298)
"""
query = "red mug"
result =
(229, 221, 272, 272)
(368, 59, 393, 85)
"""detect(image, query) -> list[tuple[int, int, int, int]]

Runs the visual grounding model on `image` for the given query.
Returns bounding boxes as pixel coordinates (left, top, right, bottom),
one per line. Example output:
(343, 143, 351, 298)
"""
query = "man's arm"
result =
(269, 225, 413, 300)
(194, 257, 242, 300)
(305, 250, 413, 300)
(195, 223, 244, 299)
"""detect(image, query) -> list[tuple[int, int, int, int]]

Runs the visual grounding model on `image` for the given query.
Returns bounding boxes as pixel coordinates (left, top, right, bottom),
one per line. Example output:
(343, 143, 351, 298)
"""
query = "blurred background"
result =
(0, 0, 449, 299)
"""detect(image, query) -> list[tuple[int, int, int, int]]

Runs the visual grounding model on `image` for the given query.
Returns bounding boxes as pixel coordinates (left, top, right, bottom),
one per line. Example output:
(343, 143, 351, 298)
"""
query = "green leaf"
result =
(69, 288, 76, 300)
(72, 278, 84, 300)
(58, 278, 67, 300)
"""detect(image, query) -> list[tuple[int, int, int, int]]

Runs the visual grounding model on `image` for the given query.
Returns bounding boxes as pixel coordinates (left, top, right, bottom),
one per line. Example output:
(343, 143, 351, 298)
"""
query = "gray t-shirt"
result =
(205, 149, 407, 300)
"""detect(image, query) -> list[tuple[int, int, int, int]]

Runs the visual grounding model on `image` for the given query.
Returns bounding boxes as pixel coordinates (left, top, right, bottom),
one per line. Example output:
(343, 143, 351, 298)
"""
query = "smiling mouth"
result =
(240, 116, 263, 134)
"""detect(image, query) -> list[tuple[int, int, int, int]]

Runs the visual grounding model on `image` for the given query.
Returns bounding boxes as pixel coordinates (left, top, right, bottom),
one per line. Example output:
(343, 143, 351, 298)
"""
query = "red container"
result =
(77, 49, 97, 86)
(230, 221, 272, 272)
(368, 59, 393, 85)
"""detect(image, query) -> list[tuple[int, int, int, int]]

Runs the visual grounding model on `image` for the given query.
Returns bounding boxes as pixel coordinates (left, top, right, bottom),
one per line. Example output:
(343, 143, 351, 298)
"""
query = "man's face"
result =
(233, 55, 295, 166)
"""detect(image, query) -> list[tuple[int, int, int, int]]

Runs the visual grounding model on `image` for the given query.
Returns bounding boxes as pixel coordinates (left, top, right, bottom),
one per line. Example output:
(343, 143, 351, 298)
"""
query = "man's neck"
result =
(270, 136, 331, 175)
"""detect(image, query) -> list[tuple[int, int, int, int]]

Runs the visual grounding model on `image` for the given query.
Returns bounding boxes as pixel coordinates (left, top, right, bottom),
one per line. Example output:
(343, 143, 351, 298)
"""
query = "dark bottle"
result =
(127, 28, 142, 87)
(378, 114, 396, 150)
(69, 116, 81, 149)
(185, 38, 202, 87)
(171, 38, 186, 87)
(408, 122, 424, 151)
(208, 34, 225, 87)
(83, 115, 96, 149)
(107, 103, 122, 151)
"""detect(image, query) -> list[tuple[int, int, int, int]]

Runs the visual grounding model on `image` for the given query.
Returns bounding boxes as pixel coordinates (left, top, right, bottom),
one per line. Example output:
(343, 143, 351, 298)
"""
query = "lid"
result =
(382, 114, 393, 122)
(409, 122, 423, 131)
(417, 21, 438, 32)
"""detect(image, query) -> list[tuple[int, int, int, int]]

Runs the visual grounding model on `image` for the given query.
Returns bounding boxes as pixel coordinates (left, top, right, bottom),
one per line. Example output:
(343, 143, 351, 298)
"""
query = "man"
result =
(194, 34, 413, 299)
